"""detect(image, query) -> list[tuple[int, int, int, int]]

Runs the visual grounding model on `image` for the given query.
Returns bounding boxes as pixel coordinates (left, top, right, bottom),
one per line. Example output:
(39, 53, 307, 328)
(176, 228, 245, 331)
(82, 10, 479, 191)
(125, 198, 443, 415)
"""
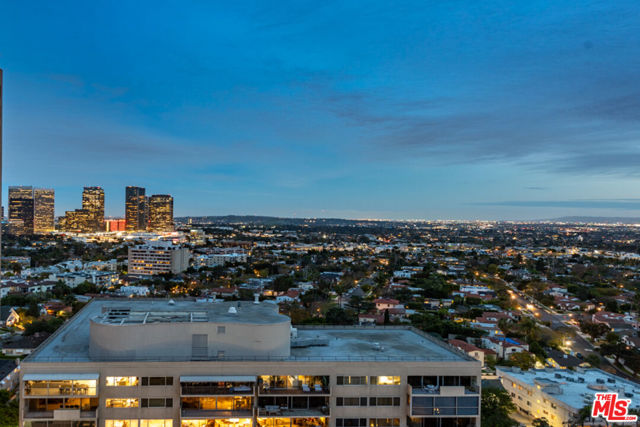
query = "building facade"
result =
(60, 209, 93, 233)
(128, 243, 191, 276)
(34, 188, 55, 233)
(83, 187, 105, 232)
(148, 195, 174, 232)
(20, 300, 482, 427)
(8, 186, 35, 235)
(126, 187, 147, 232)
(498, 367, 640, 427)
(106, 219, 127, 232)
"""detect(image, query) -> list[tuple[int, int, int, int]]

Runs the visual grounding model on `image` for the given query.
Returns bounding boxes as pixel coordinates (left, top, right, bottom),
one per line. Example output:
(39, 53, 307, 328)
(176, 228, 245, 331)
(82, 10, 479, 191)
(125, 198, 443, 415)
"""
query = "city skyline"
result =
(2, 1, 640, 220)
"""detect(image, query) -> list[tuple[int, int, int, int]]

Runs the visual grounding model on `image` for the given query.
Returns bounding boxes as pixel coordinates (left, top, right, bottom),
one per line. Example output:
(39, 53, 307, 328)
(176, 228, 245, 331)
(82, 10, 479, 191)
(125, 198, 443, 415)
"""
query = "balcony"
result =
(180, 408, 254, 419)
(257, 406, 330, 417)
(259, 385, 329, 395)
(181, 385, 254, 396)
(23, 409, 97, 420)
(409, 385, 479, 396)
(409, 395, 479, 417)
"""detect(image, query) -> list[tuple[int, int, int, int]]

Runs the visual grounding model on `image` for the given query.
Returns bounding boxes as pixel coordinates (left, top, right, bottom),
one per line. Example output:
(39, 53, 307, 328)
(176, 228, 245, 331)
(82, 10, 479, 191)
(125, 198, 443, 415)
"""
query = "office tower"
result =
(60, 209, 92, 233)
(82, 186, 105, 232)
(125, 186, 147, 231)
(148, 194, 174, 232)
(33, 188, 55, 233)
(20, 300, 482, 427)
(8, 186, 34, 235)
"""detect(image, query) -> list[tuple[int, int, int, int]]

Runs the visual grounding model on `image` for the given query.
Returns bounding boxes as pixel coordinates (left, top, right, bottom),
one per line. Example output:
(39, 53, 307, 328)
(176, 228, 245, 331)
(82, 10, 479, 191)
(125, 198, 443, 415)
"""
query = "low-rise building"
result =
(128, 243, 191, 276)
(498, 367, 640, 427)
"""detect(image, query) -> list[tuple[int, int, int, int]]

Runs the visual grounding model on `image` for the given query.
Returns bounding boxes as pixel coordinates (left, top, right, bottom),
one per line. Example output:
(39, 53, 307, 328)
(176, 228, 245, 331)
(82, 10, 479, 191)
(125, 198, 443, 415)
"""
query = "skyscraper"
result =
(82, 186, 105, 232)
(8, 186, 34, 235)
(125, 186, 147, 231)
(33, 188, 55, 233)
(60, 209, 92, 233)
(148, 194, 174, 232)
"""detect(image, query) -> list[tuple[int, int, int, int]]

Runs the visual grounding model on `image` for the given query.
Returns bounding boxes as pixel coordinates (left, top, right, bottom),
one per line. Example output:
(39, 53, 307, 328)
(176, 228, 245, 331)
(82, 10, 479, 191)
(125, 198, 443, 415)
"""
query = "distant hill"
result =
(548, 216, 640, 224)
(174, 215, 403, 227)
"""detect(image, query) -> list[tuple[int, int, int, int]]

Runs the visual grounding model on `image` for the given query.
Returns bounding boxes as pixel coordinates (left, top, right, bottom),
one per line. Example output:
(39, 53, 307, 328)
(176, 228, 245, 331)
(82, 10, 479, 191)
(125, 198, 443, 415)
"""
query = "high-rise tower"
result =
(33, 188, 55, 233)
(148, 194, 174, 232)
(82, 186, 105, 232)
(125, 186, 147, 231)
(8, 186, 34, 235)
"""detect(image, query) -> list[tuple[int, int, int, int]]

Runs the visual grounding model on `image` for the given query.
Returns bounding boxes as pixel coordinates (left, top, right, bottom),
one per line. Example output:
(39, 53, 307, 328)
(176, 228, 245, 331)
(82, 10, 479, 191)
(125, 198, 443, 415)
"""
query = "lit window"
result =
(371, 376, 401, 385)
(106, 421, 138, 427)
(140, 420, 173, 427)
(106, 399, 139, 408)
(106, 377, 139, 387)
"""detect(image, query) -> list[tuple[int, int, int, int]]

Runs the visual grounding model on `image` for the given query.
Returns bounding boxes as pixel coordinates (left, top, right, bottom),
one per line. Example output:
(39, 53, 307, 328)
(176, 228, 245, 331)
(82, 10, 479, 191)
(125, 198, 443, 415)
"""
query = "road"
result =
(502, 281, 637, 381)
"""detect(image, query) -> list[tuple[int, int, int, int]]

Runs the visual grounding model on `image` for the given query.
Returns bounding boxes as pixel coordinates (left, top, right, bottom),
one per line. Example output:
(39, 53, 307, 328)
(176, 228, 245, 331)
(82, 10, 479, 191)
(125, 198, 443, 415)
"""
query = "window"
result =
(336, 376, 367, 385)
(142, 398, 173, 408)
(106, 398, 139, 408)
(106, 377, 139, 387)
(369, 419, 399, 427)
(369, 397, 400, 406)
(24, 380, 97, 396)
(336, 419, 367, 427)
(140, 421, 173, 427)
(106, 421, 138, 427)
(217, 326, 226, 334)
(336, 397, 367, 406)
(141, 377, 173, 386)
(370, 376, 400, 385)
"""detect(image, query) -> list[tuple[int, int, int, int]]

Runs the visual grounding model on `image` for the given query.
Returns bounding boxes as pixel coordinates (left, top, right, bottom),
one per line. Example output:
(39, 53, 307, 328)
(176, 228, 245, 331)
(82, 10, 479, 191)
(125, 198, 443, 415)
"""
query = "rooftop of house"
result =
(498, 367, 640, 411)
(26, 299, 474, 364)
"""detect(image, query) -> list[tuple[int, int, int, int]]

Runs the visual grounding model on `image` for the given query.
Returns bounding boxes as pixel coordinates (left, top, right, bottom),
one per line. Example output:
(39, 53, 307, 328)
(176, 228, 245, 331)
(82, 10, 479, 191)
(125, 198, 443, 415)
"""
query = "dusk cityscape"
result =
(1, 2, 640, 427)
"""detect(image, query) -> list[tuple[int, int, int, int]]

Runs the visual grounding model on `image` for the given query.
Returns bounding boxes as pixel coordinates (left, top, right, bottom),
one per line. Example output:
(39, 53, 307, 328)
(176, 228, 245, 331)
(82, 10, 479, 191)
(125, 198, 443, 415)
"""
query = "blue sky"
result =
(1, 0, 640, 220)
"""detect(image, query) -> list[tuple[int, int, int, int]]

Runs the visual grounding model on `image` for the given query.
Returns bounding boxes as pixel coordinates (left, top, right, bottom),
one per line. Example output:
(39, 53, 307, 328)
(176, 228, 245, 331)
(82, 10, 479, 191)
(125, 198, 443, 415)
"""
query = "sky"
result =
(1, 0, 640, 220)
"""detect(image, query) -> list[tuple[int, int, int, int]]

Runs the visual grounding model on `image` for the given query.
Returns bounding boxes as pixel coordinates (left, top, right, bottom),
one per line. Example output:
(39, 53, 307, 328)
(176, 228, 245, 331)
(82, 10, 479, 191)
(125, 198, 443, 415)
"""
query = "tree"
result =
(532, 418, 551, 427)
(585, 354, 601, 367)
(273, 275, 294, 292)
(481, 387, 518, 427)
(569, 404, 592, 427)
(509, 351, 536, 371)
(324, 307, 354, 325)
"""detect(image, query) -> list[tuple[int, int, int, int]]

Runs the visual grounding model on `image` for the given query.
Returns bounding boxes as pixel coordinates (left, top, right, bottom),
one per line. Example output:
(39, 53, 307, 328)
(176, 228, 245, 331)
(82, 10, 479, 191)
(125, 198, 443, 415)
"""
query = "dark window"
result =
(166, 398, 173, 408)
(141, 377, 148, 386)
(165, 377, 173, 386)
(149, 398, 165, 407)
(149, 377, 165, 386)
(336, 419, 367, 427)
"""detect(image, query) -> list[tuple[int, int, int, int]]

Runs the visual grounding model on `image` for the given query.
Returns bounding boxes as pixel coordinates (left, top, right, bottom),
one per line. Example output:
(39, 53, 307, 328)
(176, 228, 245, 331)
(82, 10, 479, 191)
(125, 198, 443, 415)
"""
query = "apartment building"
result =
(128, 244, 191, 276)
(20, 299, 481, 427)
(498, 367, 640, 427)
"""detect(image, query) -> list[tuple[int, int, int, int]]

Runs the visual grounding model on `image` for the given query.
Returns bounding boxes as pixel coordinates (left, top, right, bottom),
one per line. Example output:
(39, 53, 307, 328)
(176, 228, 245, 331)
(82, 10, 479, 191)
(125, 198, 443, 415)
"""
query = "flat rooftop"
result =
(27, 299, 472, 363)
(499, 367, 640, 410)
